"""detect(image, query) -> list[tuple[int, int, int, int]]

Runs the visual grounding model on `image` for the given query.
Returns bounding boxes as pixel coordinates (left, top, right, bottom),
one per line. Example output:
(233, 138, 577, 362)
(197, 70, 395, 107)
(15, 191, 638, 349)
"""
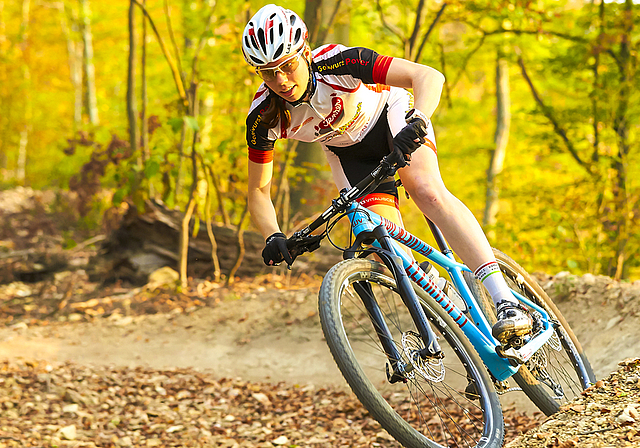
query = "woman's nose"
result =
(275, 70, 288, 84)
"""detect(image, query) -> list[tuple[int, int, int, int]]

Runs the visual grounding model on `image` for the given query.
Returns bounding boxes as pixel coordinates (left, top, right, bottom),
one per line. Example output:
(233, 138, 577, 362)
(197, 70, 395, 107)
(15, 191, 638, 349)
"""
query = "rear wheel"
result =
(464, 249, 596, 416)
(319, 258, 504, 448)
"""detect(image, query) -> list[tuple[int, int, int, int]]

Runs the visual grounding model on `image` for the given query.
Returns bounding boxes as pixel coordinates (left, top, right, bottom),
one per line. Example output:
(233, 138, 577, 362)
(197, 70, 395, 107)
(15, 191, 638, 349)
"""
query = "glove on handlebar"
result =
(392, 109, 428, 166)
(262, 232, 294, 266)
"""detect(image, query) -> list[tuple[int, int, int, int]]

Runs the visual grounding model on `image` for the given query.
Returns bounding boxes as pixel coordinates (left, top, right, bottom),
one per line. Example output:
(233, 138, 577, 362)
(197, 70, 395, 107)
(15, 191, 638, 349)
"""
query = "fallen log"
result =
(91, 200, 341, 285)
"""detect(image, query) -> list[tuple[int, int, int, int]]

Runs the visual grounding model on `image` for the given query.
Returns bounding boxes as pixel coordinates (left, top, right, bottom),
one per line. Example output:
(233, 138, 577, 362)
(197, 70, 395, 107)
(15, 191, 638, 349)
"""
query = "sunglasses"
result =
(256, 48, 304, 82)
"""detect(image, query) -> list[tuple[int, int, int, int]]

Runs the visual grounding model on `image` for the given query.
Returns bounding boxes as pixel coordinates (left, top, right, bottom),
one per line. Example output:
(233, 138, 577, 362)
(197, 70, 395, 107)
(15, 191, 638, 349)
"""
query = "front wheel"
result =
(319, 258, 504, 448)
(464, 249, 596, 416)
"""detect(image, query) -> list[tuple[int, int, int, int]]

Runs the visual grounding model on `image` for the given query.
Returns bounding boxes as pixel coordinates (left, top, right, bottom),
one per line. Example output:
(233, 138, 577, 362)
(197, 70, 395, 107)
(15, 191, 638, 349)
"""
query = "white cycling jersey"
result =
(246, 44, 437, 192)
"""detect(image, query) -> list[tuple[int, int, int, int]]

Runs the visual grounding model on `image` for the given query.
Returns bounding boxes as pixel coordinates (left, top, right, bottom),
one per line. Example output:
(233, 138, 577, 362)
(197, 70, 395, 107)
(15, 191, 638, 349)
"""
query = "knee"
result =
(408, 183, 450, 212)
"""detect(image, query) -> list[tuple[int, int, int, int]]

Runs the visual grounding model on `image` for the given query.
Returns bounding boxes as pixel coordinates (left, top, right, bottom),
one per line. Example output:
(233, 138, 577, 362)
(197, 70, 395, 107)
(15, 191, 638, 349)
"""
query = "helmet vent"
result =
(294, 29, 302, 43)
(278, 23, 283, 36)
(257, 28, 267, 53)
(273, 43, 284, 60)
(290, 14, 296, 26)
(249, 55, 263, 65)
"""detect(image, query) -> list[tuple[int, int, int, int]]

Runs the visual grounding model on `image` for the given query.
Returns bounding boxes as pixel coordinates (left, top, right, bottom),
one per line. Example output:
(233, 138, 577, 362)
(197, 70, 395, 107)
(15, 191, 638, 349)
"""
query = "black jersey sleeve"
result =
(314, 46, 392, 85)
(246, 95, 276, 153)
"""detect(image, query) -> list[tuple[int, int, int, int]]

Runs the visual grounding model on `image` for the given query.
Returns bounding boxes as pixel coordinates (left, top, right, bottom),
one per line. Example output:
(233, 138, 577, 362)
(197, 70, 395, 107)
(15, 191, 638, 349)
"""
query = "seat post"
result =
(425, 216, 453, 255)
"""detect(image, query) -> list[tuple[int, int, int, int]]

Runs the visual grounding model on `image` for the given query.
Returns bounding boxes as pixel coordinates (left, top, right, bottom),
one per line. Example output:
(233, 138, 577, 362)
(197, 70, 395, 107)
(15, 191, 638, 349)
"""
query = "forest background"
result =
(0, 0, 638, 282)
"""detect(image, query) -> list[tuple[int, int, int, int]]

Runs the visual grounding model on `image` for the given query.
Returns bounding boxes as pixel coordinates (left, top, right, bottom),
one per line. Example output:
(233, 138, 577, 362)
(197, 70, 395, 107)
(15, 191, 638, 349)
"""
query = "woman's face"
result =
(258, 46, 311, 102)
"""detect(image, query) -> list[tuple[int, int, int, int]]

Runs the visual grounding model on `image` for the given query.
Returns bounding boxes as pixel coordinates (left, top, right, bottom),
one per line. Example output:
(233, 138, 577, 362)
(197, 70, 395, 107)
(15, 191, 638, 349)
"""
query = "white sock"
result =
(474, 261, 515, 306)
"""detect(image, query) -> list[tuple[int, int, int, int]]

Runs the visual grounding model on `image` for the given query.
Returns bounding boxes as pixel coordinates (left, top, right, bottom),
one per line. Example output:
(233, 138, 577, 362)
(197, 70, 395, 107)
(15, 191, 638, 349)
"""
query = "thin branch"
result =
(516, 53, 590, 173)
(482, 27, 588, 43)
(274, 140, 299, 216)
(226, 202, 250, 286)
(375, 0, 404, 43)
(439, 43, 452, 108)
(458, 17, 588, 43)
(190, 2, 217, 85)
(208, 165, 230, 226)
(414, 2, 447, 63)
(132, 0, 187, 105)
(163, 0, 186, 92)
(408, 0, 426, 55)
(450, 34, 486, 90)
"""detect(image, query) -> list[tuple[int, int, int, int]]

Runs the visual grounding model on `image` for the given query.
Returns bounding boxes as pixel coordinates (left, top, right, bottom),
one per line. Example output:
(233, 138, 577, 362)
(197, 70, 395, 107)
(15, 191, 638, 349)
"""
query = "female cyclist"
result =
(242, 4, 531, 344)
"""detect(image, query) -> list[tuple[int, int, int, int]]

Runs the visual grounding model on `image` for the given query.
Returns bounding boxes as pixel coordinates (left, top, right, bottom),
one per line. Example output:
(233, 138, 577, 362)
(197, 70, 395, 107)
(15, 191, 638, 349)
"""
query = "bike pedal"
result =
(495, 345, 525, 366)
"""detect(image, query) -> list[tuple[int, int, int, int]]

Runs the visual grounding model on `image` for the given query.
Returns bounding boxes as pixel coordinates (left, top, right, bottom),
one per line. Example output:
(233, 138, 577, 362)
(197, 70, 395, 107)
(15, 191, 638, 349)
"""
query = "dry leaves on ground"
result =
(507, 358, 640, 448)
(0, 359, 542, 448)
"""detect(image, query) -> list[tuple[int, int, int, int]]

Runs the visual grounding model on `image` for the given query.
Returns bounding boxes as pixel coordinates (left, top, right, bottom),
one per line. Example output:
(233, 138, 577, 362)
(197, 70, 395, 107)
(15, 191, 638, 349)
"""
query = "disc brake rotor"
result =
(401, 331, 445, 382)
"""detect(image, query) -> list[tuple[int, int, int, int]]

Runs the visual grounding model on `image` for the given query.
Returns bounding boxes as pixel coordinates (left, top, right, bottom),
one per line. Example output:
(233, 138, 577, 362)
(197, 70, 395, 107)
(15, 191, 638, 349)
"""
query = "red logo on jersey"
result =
(314, 94, 344, 136)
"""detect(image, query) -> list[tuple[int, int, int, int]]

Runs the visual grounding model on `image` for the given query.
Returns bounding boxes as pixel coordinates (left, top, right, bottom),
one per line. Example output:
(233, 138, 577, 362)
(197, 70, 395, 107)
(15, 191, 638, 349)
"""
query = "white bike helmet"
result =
(242, 4, 308, 67)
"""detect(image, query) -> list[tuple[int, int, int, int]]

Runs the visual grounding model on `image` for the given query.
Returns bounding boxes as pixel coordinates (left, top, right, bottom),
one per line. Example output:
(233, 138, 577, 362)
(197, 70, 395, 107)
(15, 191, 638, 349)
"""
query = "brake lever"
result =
(284, 233, 324, 269)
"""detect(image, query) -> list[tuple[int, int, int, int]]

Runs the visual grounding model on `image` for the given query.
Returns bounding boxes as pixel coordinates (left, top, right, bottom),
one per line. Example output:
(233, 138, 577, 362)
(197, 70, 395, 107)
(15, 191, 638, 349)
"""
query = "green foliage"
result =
(0, 0, 638, 278)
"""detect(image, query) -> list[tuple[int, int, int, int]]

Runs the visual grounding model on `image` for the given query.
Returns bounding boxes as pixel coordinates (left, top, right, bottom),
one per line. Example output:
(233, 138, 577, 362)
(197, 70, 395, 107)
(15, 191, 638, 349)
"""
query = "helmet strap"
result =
(287, 57, 316, 107)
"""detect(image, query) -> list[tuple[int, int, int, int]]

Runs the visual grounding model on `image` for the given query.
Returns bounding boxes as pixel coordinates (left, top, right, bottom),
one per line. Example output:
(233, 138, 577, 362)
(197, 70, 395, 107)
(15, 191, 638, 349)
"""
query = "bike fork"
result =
(352, 226, 444, 383)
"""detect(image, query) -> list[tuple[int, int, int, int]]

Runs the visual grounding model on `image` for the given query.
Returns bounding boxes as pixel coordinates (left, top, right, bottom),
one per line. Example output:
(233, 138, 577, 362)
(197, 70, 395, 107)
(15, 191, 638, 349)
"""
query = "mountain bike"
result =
(284, 150, 596, 448)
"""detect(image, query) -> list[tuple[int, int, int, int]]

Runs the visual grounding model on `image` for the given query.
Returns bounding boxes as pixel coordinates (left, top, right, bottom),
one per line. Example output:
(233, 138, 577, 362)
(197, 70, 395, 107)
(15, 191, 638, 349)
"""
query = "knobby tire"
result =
(319, 259, 504, 448)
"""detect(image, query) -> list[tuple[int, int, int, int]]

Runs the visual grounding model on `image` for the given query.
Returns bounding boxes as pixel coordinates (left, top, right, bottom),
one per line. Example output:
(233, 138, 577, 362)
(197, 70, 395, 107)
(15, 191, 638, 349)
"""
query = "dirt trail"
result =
(1, 275, 638, 397)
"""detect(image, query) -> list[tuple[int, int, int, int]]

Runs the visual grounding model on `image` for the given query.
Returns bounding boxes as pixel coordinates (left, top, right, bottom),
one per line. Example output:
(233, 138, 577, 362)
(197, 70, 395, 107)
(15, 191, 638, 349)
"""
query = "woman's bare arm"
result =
(385, 58, 445, 119)
(247, 159, 282, 239)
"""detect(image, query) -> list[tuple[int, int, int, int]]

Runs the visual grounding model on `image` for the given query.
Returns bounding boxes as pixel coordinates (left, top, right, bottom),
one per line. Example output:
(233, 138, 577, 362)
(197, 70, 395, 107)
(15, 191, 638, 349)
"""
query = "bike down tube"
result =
(349, 205, 520, 381)
(380, 216, 496, 337)
(371, 224, 443, 358)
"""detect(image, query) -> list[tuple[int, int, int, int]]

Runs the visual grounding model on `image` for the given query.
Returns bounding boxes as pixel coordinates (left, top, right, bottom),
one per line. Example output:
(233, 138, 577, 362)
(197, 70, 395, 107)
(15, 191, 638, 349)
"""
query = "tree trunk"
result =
(305, 0, 322, 46)
(607, 0, 633, 280)
(279, 1, 342, 226)
(0, 0, 5, 169)
(483, 54, 510, 232)
(140, 0, 152, 197)
(204, 169, 221, 283)
(226, 204, 249, 286)
(178, 82, 200, 289)
(80, 0, 98, 125)
(57, 2, 82, 130)
(16, 0, 31, 185)
(127, 0, 139, 155)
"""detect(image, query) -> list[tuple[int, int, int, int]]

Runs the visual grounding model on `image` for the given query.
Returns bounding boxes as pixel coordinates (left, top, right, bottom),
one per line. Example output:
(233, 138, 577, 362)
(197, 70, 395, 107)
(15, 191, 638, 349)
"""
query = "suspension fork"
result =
(352, 281, 406, 382)
(356, 225, 443, 360)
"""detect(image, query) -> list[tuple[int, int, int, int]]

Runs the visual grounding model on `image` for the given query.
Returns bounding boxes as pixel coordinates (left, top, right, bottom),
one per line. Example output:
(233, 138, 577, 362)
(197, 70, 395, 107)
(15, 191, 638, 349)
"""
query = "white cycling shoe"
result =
(492, 301, 533, 345)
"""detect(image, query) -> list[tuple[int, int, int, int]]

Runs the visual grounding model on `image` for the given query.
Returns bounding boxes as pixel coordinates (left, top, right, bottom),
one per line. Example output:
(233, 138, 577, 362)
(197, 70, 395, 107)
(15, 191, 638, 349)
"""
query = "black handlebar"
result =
(283, 151, 405, 264)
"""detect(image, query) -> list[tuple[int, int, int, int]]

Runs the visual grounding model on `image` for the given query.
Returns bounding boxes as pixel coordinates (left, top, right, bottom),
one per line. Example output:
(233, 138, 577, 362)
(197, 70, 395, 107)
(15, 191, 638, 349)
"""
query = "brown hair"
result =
(259, 44, 311, 130)
(261, 95, 291, 129)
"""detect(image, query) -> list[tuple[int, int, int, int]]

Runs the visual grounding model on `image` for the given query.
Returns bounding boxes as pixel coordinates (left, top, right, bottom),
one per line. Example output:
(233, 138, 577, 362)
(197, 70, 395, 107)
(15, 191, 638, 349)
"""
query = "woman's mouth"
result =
(281, 85, 296, 98)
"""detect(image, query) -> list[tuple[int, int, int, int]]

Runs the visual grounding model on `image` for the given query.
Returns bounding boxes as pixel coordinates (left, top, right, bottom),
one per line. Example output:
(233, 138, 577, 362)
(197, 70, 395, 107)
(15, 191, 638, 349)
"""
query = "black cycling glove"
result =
(262, 232, 294, 266)
(392, 109, 428, 167)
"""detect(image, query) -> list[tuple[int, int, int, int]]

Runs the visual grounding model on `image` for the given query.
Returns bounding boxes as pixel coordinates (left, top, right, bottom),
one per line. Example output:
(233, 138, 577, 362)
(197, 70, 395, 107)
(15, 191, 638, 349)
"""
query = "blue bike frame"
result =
(347, 201, 555, 382)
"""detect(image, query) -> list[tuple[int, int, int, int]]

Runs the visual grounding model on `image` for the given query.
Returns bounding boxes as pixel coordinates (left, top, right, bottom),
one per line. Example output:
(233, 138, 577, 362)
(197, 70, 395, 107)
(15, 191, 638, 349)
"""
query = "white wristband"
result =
(405, 108, 429, 125)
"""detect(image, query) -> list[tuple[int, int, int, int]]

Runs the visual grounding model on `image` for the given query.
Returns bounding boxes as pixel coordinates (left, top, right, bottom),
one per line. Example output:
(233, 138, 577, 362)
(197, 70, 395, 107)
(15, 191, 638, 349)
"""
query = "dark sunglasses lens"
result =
(260, 69, 276, 81)
(281, 58, 299, 74)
